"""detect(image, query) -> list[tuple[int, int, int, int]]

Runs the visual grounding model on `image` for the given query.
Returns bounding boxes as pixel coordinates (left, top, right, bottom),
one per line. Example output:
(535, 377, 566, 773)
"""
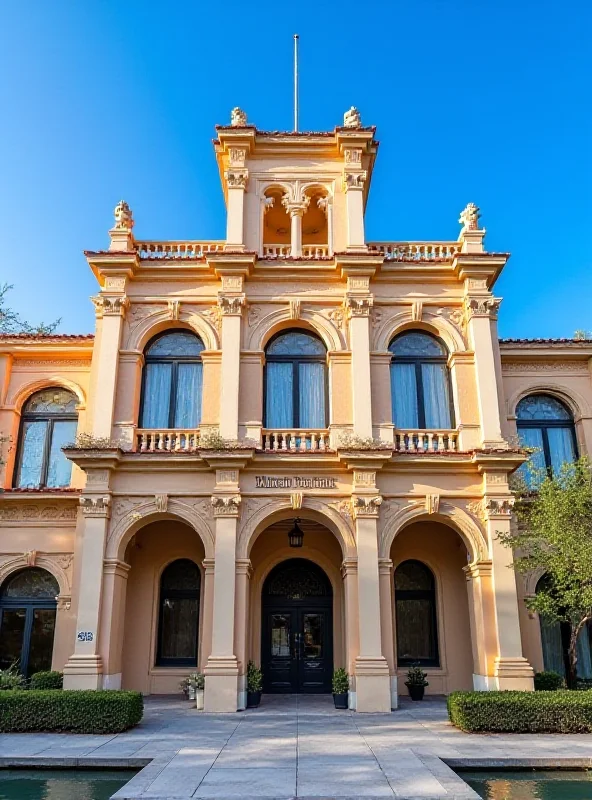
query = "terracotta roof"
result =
(499, 338, 591, 345)
(0, 333, 94, 342)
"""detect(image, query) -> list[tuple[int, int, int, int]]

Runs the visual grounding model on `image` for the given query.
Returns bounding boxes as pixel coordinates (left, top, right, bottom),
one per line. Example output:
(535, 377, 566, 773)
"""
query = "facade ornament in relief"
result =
(352, 495, 383, 518)
(230, 107, 248, 127)
(225, 170, 248, 189)
(56, 554, 73, 571)
(211, 495, 241, 517)
(247, 305, 261, 327)
(425, 494, 440, 515)
(459, 202, 481, 232)
(465, 297, 502, 320)
(167, 300, 181, 320)
(154, 494, 168, 513)
(113, 200, 134, 231)
(343, 106, 362, 128)
(329, 499, 353, 521)
(24, 550, 38, 567)
(91, 295, 130, 319)
(328, 306, 345, 330)
(263, 196, 274, 213)
(485, 498, 515, 517)
(411, 301, 423, 322)
(203, 304, 222, 333)
(343, 172, 366, 190)
(228, 147, 247, 166)
(79, 496, 111, 518)
(289, 299, 301, 320)
(317, 196, 330, 217)
(0, 505, 77, 521)
(345, 296, 373, 317)
(291, 492, 303, 510)
(218, 295, 245, 316)
(344, 148, 362, 164)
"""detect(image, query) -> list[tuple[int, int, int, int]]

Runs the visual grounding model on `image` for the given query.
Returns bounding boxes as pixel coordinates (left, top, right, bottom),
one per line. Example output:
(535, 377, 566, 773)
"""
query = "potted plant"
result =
(405, 664, 428, 701)
(192, 673, 205, 710)
(180, 672, 201, 701)
(246, 660, 262, 708)
(332, 668, 349, 709)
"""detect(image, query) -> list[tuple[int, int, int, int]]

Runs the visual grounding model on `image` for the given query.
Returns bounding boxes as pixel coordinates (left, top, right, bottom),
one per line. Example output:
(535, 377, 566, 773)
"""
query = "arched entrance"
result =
(0, 568, 59, 677)
(261, 558, 333, 693)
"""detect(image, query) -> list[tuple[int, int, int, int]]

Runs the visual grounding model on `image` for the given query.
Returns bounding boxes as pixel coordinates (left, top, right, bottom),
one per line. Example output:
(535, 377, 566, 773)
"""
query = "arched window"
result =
(265, 330, 327, 428)
(0, 568, 59, 676)
(389, 332, 453, 429)
(156, 559, 201, 667)
(536, 575, 592, 680)
(140, 331, 204, 429)
(394, 560, 439, 666)
(15, 389, 78, 489)
(516, 394, 577, 477)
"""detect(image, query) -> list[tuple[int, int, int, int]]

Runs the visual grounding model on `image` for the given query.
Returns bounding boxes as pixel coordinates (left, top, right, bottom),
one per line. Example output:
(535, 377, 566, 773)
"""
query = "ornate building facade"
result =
(1, 108, 591, 712)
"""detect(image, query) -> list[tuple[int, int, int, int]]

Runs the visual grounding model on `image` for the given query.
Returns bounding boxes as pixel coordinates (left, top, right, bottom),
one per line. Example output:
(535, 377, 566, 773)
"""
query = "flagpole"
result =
(293, 34, 299, 132)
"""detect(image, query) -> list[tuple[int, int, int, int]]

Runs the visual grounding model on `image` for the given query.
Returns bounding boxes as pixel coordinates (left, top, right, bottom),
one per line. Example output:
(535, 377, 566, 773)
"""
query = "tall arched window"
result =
(0, 568, 59, 676)
(536, 575, 592, 680)
(15, 389, 78, 489)
(394, 560, 439, 666)
(389, 332, 453, 429)
(265, 330, 327, 428)
(156, 559, 201, 667)
(140, 331, 204, 429)
(516, 394, 577, 477)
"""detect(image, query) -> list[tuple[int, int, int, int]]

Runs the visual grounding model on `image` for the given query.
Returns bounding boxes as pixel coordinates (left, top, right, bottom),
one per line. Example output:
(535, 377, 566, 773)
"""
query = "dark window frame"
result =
(389, 332, 455, 430)
(156, 559, 201, 668)
(14, 389, 78, 489)
(263, 329, 329, 429)
(139, 331, 204, 429)
(516, 395, 578, 476)
(394, 559, 440, 668)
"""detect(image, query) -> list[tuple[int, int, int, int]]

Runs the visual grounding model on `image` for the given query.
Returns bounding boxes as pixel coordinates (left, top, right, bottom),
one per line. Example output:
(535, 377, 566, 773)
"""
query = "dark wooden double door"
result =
(262, 559, 333, 694)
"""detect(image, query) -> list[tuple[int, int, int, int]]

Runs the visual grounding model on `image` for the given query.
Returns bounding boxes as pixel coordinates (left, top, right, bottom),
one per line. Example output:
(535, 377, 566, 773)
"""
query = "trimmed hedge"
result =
(447, 690, 592, 733)
(29, 671, 63, 690)
(0, 690, 143, 733)
(534, 670, 564, 691)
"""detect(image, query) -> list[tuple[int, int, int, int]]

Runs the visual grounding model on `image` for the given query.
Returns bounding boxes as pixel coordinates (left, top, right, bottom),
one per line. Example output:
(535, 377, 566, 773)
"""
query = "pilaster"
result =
(218, 292, 245, 441)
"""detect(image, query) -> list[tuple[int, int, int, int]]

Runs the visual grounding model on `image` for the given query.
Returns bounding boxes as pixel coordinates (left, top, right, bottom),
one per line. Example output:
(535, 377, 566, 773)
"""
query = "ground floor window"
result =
(0, 568, 59, 677)
(156, 559, 200, 667)
(537, 576, 592, 680)
(394, 560, 439, 667)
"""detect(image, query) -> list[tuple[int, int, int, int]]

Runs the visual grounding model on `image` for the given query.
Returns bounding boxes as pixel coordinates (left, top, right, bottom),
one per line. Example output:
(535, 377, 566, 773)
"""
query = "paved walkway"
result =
(1, 695, 592, 799)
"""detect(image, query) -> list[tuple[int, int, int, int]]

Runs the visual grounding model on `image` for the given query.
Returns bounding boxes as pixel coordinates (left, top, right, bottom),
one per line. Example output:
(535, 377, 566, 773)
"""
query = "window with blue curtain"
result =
(265, 330, 327, 428)
(536, 575, 592, 680)
(15, 389, 78, 489)
(389, 331, 453, 429)
(395, 560, 439, 667)
(516, 395, 577, 486)
(156, 559, 201, 667)
(140, 331, 204, 429)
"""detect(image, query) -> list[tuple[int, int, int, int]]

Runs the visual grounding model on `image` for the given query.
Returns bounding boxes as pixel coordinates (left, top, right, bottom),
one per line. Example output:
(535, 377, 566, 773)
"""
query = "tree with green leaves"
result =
(0, 283, 60, 335)
(499, 457, 592, 688)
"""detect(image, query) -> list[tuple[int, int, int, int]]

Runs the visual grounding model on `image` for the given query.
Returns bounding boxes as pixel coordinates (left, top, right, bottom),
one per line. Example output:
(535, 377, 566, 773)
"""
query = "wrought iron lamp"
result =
(288, 518, 304, 548)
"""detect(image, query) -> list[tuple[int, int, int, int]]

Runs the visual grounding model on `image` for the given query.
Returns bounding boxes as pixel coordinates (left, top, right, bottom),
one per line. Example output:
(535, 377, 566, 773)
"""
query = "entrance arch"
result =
(261, 558, 333, 693)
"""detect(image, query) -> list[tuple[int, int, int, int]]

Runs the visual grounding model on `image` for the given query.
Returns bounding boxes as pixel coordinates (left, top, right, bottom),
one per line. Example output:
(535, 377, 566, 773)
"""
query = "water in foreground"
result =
(0, 769, 137, 800)
(460, 769, 592, 799)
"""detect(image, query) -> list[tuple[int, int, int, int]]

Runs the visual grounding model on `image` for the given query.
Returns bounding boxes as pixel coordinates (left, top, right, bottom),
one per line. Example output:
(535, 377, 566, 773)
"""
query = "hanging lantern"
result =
(288, 518, 304, 548)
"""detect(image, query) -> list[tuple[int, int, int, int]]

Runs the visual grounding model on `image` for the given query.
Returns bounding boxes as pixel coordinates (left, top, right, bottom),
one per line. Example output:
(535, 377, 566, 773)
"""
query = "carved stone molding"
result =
(167, 300, 181, 320)
(353, 471, 376, 489)
(228, 147, 247, 167)
(502, 362, 589, 374)
(289, 299, 301, 320)
(218, 295, 245, 316)
(465, 297, 502, 320)
(247, 305, 261, 327)
(154, 493, 168, 513)
(425, 494, 440, 515)
(344, 148, 362, 164)
(291, 492, 303, 510)
(211, 495, 241, 517)
(411, 301, 423, 322)
(485, 497, 515, 517)
(17, 359, 92, 367)
(80, 496, 111, 518)
(203, 304, 222, 333)
(221, 275, 243, 292)
(225, 169, 248, 189)
(0, 504, 78, 522)
(328, 306, 345, 330)
(345, 296, 373, 317)
(91, 295, 130, 319)
(329, 499, 353, 520)
(352, 495, 382, 518)
(343, 171, 367, 191)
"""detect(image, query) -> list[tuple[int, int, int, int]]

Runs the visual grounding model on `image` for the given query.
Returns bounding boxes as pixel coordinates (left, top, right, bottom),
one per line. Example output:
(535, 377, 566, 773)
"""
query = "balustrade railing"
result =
(262, 244, 330, 258)
(135, 429, 200, 452)
(369, 242, 460, 261)
(136, 241, 224, 259)
(394, 429, 459, 453)
(262, 429, 330, 452)
(302, 245, 329, 258)
(262, 244, 291, 257)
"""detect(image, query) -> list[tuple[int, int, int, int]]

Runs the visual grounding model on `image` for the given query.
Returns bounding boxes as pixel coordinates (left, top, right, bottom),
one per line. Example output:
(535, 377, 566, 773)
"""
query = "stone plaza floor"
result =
(1, 694, 592, 799)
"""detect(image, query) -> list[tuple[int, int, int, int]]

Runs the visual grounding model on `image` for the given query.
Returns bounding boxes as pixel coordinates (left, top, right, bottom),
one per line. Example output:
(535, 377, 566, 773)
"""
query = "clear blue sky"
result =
(1, 1, 590, 337)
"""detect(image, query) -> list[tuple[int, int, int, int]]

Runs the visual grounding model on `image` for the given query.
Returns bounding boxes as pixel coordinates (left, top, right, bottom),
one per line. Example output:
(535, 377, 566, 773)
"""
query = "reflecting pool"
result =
(460, 769, 592, 800)
(0, 769, 137, 800)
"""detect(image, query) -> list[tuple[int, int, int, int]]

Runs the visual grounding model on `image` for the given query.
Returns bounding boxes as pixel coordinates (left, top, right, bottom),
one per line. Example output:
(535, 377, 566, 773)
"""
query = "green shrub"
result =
(246, 660, 262, 693)
(29, 671, 63, 690)
(448, 690, 592, 733)
(332, 668, 349, 694)
(405, 665, 429, 687)
(0, 666, 26, 691)
(0, 690, 143, 733)
(534, 670, 564, 691)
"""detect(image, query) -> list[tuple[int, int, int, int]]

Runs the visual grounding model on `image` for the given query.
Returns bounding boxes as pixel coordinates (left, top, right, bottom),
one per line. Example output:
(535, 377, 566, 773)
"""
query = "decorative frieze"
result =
(502, 362, 589, 374)
(105, 276, 126, 290)
(211, 495, 241, 517)
(344, 148, 362, 164)
(17, 359, 92, 367)
(352, 495, 382, 518)
(0, 505, 78, 522)
(353, 470, 376, 488)
(221, 275, 243, 292)
(79, 496, 111, 518)
(228, 147, 247, 167)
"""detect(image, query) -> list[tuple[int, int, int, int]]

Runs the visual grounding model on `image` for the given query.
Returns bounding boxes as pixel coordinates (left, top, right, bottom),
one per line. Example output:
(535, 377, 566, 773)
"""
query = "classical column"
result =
(200, 558, 215, 671)
(282, 196, 309, 258)
(378, 558, 397, 708)
(346, 296, 374, 439)
(464, 561, 498, 689)
(113, 351, 143, 450)
(224, 151, 248, 250)
(89, 294, 129, 439)
(352, 495, 391, 712)
(218, 294, 245, 441)
(204, 495, 241, 711)
(341, 558, 359, 688)
(99, 559, 131, 690)
(234, 558, 252, 711)
(63, 495, 111, 689)
(343, 155, 367, 252)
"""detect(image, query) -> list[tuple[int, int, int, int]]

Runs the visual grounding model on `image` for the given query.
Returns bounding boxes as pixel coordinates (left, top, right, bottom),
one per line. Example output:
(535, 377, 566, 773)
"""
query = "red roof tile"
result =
(0, 334, 94, 342)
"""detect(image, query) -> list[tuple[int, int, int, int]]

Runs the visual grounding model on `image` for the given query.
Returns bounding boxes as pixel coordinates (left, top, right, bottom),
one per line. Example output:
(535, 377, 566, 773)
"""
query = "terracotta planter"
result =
(247, 690, 261, 708)
(333, 692, 348, 709)
(406, 683, 425, 701)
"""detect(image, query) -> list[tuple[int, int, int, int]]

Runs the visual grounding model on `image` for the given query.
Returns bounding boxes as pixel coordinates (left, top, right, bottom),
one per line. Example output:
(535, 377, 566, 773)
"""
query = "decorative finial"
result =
(459, 202, 481, 232)
(231, 107, 247, 127)
(113, 200, 134, 231)
(343, 106, 362, 128)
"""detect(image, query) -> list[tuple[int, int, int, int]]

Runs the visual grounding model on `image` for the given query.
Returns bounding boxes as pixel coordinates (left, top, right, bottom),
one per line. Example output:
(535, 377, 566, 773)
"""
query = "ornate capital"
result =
(79, 496, 111, 518)
(352, 495, 382, 518)
(465, 296, 502, 320)
(282, 195, 310, 217)
(218, 295, 245, 316)
(91, 295, 130, 319)
(225, 169, 248, 189)
(211, 495, 241, 517)
(345, 295, 373, 317)
(343, 171, 367, 191)
(485, 497, 515, 518)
